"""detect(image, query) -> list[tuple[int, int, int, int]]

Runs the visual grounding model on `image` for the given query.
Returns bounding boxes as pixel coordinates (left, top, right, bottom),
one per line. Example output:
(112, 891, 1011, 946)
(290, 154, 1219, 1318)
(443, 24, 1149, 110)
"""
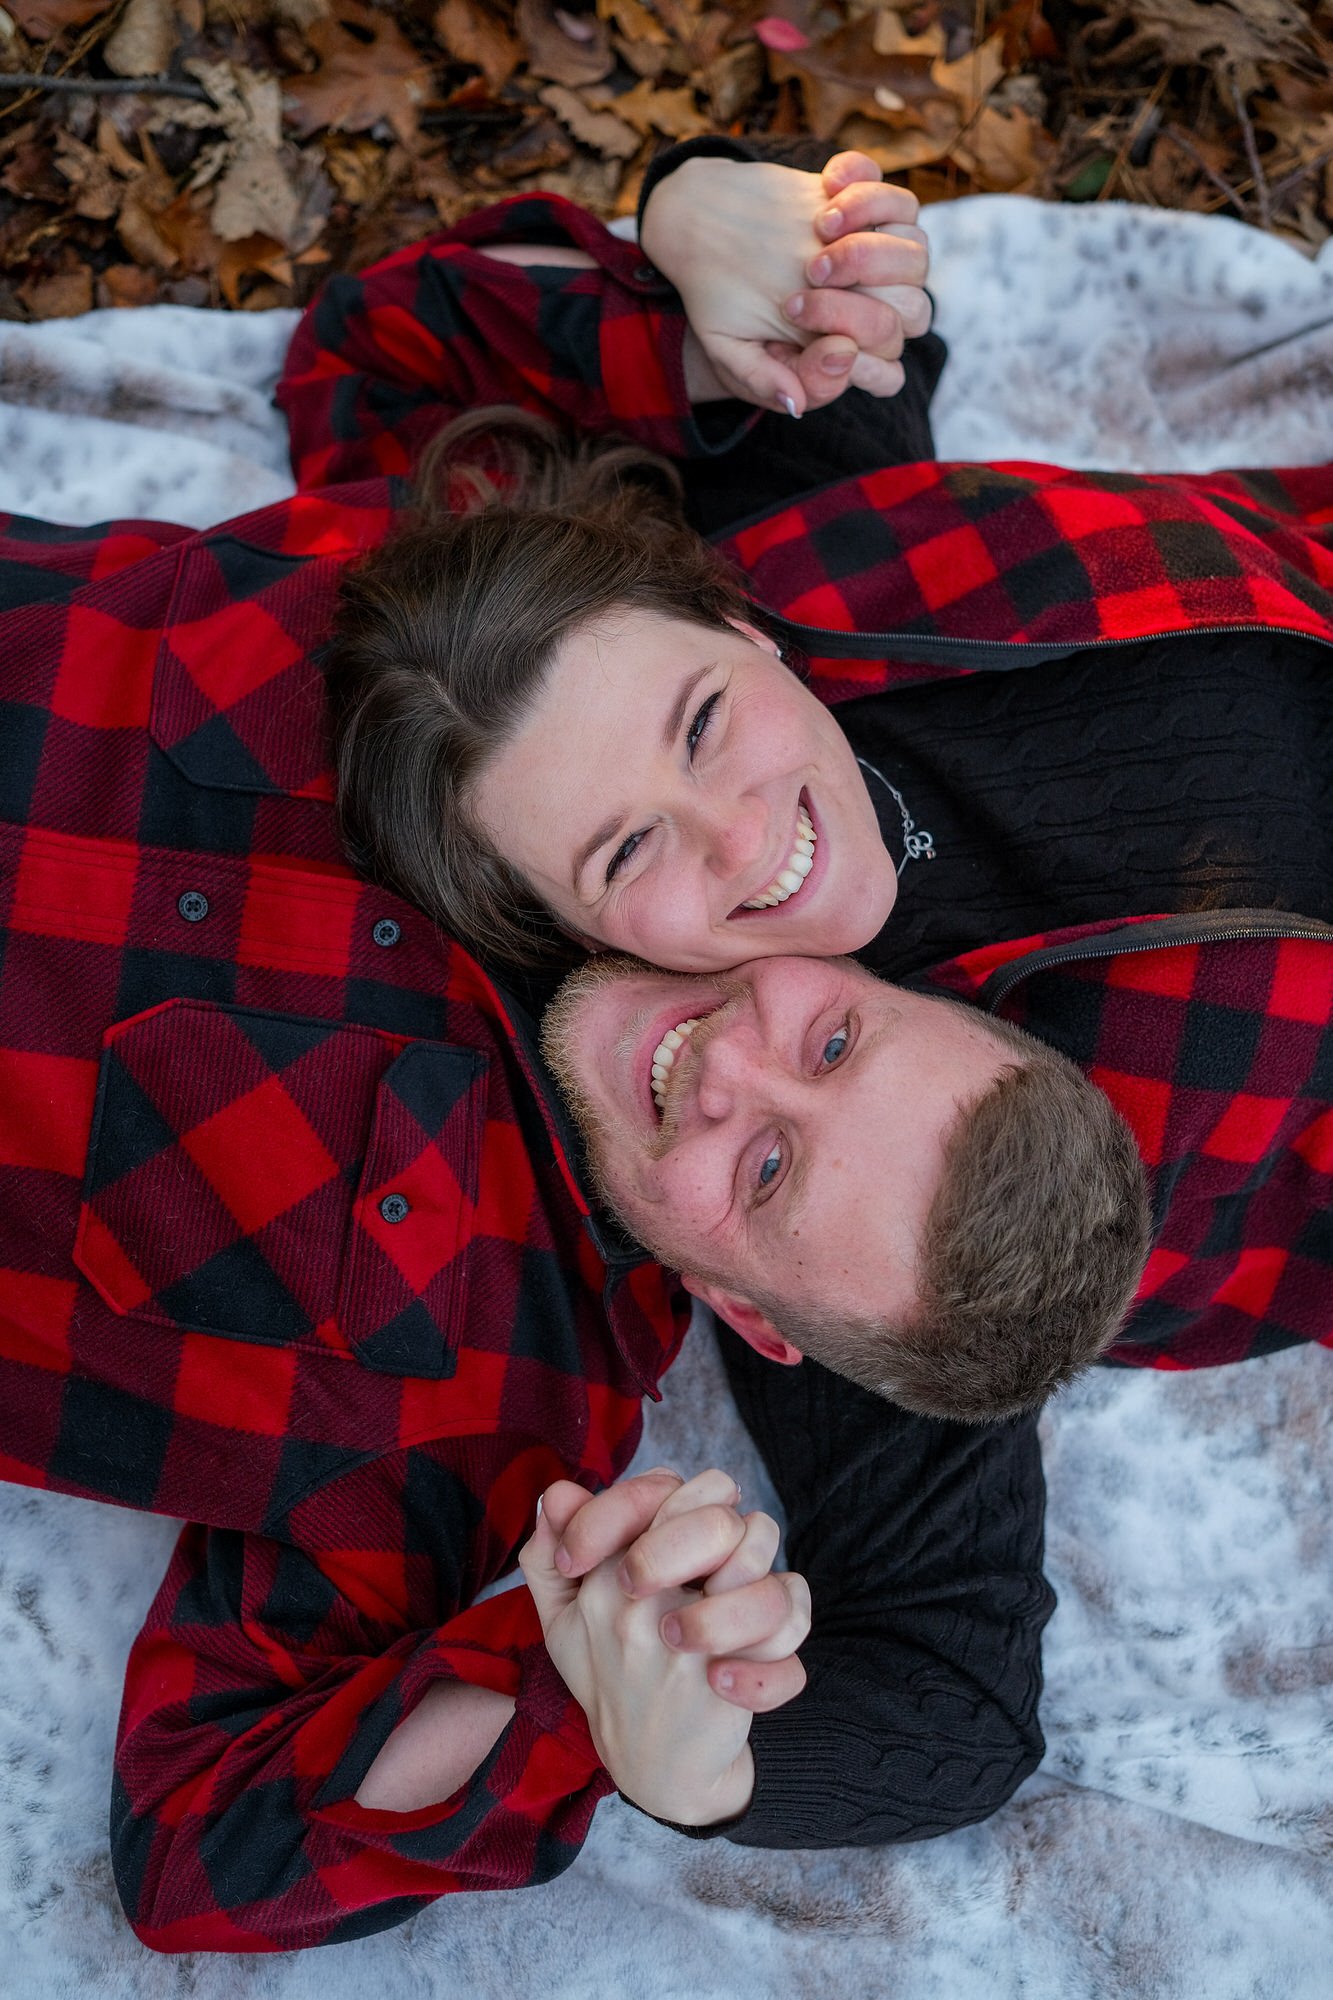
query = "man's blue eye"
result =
(758, 1145, 782, 1188)
(687, 693, 719, 757)
(822, 1029, 849, 1066)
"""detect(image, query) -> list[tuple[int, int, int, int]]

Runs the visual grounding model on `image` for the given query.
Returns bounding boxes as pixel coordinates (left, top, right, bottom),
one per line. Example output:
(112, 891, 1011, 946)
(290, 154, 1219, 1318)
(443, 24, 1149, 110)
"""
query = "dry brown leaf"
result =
(539, 82, 640, 158)
(591, 75, 710, 138)
(597, 0, 669, 42)
(19, 268, 94, 316)
(1084, 0, 1313, 75)
(9, 0, 106, 37)
(873, 12, 947, 60)
(473, 112, 575, 182)
(703, 39, 764, 123)
(98, 262, 162, 307)
(217, 230, 293, 305)
(103, 0, 178, 77)
(1, 134, 66, 205)
(836, 107, 963, 176)
(283, 2, 434, 147)
(411, 145, 473, 222)
(931, 32, 1006, 118)
(517, 0, 614, 86)
(953, 100, 1052, 192)
(768, 14, 954, 140)
(53, 128, 120, 219)
(434, 0, 523, 93)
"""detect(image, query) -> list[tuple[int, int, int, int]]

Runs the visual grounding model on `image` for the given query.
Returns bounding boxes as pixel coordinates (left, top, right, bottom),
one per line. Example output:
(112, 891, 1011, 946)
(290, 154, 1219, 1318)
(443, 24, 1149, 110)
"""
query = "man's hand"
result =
(640, 152, 930, 417)
(520, 1469, 810, 1825)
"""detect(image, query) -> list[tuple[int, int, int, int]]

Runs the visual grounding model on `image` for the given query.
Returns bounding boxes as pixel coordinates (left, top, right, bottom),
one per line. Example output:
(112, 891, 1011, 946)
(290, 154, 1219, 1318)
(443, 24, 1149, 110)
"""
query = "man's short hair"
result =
(751, 1007, 1152, 1424)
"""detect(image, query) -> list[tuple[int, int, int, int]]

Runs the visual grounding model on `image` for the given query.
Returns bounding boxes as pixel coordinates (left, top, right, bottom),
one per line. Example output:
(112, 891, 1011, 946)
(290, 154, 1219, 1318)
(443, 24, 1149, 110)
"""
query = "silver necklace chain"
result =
(855, 755, 936, 865)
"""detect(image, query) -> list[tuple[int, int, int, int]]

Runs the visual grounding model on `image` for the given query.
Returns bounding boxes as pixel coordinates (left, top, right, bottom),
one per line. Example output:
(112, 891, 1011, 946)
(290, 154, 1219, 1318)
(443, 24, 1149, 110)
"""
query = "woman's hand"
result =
(640, 152, 930, 417)
(520, 1468, 810, 1825)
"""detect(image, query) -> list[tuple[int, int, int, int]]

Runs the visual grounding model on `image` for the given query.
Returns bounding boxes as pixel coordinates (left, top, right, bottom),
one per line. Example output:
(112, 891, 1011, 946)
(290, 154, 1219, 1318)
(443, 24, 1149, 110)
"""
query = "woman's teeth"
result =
(651, 1017, 702, 1113)
(742, 805, 816, 910)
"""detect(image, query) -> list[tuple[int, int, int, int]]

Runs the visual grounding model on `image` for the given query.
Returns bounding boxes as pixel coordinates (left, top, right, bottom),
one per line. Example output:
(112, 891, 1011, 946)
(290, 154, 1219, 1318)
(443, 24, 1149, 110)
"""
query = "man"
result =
(0, 155, 1058, 1953)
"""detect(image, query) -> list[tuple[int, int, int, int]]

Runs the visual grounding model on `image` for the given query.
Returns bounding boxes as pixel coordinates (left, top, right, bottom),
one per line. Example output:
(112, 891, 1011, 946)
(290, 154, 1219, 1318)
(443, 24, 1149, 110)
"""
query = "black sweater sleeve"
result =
(718, 1329, 1053, 1848)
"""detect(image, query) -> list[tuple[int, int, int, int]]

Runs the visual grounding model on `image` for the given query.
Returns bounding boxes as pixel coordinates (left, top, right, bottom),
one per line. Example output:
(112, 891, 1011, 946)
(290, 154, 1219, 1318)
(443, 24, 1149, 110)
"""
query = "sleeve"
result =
(110, 1440, 611, 1953)
(277, 190, 755, 492)
(715, 1333, 1053, 1848)
(0, 512, 190, 611)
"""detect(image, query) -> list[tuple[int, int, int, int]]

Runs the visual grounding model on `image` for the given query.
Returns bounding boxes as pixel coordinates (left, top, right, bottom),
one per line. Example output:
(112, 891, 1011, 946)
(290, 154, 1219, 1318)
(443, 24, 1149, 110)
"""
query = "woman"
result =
(288, 141, 1333, 986)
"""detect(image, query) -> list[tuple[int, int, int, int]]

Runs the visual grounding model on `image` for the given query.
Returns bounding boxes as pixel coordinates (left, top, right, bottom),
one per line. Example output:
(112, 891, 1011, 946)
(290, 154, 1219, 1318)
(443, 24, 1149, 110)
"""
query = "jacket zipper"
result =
(764, 615, 1333, 669)
(975, 914, 1333, 1014)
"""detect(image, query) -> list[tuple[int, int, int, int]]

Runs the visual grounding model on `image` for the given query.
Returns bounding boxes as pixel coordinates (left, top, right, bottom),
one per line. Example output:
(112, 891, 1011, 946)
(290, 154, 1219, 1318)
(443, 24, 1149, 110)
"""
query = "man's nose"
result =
(692, 1021, 782, 1123)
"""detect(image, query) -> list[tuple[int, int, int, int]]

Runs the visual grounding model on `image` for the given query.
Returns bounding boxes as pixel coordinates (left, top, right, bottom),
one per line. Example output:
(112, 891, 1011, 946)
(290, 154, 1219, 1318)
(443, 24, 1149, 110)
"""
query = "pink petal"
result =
(755, 17, 810, 52)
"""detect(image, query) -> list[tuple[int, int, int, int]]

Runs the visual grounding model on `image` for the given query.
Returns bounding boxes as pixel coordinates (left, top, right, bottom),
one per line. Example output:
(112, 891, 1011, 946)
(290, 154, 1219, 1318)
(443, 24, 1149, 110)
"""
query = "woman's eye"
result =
(687, 692, 720, 758)
(821, 1025, 850, 1067)
(758, 1142, 783, 1190)
(605, 831, 644, 885)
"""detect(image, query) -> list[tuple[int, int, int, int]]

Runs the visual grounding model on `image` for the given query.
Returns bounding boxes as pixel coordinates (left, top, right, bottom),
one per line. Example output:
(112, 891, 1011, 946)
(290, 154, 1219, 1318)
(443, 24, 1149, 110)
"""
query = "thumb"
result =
(518, 1483, 585, 1632)
(705, 332, 807, 419)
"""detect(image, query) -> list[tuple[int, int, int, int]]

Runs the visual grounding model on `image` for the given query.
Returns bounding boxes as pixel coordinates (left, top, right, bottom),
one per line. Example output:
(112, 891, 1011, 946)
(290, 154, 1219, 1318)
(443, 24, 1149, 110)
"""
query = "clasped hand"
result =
(640, 150, 932, 417)
(520, 1467, 810, 1828)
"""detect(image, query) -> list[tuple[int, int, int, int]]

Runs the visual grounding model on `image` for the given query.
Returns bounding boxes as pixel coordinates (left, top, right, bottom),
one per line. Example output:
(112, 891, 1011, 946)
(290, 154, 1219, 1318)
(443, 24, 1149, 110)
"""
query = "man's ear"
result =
(723, 616, 783, 662)
(681, 1275, 804, 1366)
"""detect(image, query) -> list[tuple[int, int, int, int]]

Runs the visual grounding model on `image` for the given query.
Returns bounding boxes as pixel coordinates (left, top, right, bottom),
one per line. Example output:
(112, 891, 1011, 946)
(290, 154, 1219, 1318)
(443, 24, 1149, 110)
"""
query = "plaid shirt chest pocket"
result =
(73, 1000, 486, 1378)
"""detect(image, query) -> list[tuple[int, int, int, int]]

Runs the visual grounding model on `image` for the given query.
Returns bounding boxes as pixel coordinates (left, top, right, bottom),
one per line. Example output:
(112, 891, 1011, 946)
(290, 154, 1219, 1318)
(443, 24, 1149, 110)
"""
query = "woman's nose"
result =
(691, 792, 769, 883)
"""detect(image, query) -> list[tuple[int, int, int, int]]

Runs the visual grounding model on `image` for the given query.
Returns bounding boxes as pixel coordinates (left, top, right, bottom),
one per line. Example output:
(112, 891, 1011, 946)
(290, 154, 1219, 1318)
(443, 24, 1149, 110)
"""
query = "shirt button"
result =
(177, 890, 209, 923)
(379, 1193, 410, 1225)
(372, 917, 401, 948)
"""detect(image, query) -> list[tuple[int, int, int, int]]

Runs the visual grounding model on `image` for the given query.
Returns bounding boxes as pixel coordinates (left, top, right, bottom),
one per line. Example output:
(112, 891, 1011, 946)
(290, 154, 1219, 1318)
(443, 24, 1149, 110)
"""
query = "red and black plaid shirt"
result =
(4, 192, 1333, 1951)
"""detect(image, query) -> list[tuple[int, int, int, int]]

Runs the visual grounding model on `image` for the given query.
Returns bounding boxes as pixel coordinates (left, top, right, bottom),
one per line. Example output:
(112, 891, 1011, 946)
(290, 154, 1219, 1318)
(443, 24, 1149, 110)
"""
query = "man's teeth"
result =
(651, 1017, 702, 1112)
(742, 805, 816, 910)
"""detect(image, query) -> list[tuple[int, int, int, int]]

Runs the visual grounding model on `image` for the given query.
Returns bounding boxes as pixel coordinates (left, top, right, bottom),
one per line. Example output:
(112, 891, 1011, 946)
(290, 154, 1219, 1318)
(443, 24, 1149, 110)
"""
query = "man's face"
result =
(541, 954, 1014, 1333)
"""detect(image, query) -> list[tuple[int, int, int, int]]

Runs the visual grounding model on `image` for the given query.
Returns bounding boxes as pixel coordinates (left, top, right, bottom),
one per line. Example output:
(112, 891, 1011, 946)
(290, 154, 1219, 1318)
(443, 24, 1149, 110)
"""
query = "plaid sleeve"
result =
(112, 1444, 611, 1954)
(0, 512, 191, 609)
(277, 193, 743, 490)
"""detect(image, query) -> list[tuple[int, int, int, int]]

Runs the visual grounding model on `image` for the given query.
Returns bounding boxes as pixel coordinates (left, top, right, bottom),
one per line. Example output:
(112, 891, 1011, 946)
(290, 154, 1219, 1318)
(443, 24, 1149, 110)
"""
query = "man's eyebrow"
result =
(662, 664, 715, 751)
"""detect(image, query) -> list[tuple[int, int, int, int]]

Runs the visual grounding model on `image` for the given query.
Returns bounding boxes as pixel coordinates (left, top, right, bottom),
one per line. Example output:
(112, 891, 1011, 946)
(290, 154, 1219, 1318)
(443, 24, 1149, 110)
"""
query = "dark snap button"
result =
(177, 890, 209, 923)
(372, 917, 401, 948)
(379, 1193, 410, 1225)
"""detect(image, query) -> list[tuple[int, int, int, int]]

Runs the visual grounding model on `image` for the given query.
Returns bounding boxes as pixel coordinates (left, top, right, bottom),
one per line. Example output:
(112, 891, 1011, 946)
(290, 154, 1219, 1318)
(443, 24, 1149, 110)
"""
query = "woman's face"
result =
(470, 609, 898, 973)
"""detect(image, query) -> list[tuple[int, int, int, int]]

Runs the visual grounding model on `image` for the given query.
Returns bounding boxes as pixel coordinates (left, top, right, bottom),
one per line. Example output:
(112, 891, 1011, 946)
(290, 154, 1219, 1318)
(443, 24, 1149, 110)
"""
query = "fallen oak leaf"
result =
(217, 229, 294, 305)
(539, 82, 640, 159)
(19, 267, 94, 317)
(434, 0, 523, 94)
(517, 0, 614, 86)
(767, 14, 955, 141)
(951, 99, 1053, 192)
(53, 127, 120, 219)
(283, 1, 434, 147)
(588, 75, 710, 139)
(596, 0, 669, 45)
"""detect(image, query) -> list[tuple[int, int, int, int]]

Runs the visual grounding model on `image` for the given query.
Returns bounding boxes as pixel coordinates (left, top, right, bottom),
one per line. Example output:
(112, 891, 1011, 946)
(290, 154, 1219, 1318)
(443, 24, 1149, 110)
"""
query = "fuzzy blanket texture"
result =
(1, 195, 1331, 2000)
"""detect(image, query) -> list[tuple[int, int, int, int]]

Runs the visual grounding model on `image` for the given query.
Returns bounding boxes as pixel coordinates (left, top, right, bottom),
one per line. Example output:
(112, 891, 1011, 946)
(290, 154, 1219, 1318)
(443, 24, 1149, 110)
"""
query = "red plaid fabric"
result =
(923, 912, 1333, 1370)
(4, 191, 1333, 1953)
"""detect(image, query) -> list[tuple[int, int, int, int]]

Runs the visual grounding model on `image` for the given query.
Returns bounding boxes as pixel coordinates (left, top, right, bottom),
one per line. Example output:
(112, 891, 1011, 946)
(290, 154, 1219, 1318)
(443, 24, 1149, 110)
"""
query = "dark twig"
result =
(1097, 69, 1169, 202)
(1162, 124, 1249, 217)
(1229, 73, 1272, 231)
(0, 74, 213, 101)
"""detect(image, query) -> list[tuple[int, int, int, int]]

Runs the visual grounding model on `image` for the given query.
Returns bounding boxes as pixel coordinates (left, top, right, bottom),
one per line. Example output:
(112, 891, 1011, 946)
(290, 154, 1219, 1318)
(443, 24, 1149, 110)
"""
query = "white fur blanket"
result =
(2, 196, 1332, 1998)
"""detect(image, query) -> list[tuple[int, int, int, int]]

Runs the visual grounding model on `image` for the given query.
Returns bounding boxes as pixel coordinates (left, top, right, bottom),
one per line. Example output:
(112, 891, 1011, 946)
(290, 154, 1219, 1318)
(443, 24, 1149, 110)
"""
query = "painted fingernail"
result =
(784, 291, 805, 320)
(716, 1669, 735, 1691)
(808, 254, 832, 284)
(535, 1494, 544, 1518)
(661, 1615, 683, 1648)
(781, 394, 799, 419)
(554, 1545, 573, 1573)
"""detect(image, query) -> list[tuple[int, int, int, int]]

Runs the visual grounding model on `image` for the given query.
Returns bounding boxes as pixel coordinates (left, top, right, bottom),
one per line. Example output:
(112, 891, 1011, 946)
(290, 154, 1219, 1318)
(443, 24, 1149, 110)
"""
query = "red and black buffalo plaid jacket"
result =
(2, 190, 1332, 1952)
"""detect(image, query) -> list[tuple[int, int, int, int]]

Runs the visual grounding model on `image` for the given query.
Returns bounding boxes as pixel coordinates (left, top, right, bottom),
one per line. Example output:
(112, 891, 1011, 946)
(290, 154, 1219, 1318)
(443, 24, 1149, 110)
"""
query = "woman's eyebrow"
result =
(662, 664, 716, 749)
(573, 811, 627, 892)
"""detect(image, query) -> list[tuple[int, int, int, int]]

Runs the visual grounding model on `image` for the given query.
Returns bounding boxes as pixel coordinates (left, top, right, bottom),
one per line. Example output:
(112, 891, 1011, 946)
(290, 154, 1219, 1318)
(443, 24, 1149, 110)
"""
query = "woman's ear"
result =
(723, 616, 783, 661)
(681, 1275, 804, 1366)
